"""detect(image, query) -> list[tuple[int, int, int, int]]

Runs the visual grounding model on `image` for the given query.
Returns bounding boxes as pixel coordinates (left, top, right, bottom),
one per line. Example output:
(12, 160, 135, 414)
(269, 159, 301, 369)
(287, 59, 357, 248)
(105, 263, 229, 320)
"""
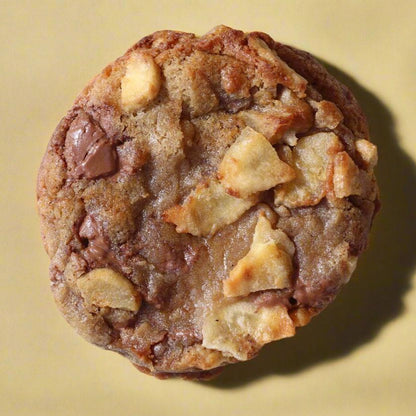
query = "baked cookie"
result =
(37, 26, 379, 379)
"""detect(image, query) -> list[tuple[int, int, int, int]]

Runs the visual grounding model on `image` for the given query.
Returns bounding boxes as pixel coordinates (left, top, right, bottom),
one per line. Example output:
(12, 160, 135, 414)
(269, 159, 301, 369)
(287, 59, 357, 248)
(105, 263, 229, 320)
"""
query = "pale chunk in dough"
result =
(218, 127, 295, 198)
(121, 53, 161, 112)
(355, 139, 378, 170)
(223, 214, 294, 297)
(163, 179, 258, 237)
(310, 99, 343, 129)
(238, 100, 313, 145)
(274, 132, 343, 208)
(77, 268, 141, 312)
(202, 300, 295, 360)
(239, 110, 293, 144)
(247, 37, 307, 97)
(252, 212, 295, 255)
(333, 151, 375, 199)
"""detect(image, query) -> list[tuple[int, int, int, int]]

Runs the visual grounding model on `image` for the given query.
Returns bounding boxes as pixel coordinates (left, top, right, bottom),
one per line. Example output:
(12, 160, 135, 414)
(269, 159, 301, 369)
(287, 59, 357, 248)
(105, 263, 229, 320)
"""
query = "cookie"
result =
(37, 26, 379, 379)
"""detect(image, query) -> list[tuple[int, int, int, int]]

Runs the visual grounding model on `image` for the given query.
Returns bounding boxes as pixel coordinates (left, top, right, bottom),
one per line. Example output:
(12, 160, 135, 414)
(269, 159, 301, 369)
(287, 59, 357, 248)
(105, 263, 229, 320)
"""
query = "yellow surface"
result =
(1, 0, 416, 415)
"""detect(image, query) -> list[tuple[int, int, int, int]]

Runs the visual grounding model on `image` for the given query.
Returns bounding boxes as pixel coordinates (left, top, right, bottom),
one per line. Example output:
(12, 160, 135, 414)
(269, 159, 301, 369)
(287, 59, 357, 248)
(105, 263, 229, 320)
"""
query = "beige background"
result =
(1, 1, 416, 415)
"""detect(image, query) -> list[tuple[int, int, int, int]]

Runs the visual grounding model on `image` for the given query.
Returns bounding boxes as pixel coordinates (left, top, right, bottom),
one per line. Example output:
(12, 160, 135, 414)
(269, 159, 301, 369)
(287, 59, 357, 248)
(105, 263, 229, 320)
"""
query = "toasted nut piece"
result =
(163, 179, 258, 237)
(248, 37, 307, 98)
(310, 100, 343, 129)
(333, 151, 375, 199)
(355, 139, 378, 170)
(223, 215, 294, 297)
(218, 127, 295, 198)
(76, 268, 141, 312)
(202, 300, 295, 360)
(274, 132, 343, 208)
(121, 53, 161, 111)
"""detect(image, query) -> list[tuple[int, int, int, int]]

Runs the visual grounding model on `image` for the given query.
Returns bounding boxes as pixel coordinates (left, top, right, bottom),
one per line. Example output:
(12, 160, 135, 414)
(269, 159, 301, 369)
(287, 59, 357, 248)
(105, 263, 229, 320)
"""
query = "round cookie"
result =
(37, 26, 379, 379)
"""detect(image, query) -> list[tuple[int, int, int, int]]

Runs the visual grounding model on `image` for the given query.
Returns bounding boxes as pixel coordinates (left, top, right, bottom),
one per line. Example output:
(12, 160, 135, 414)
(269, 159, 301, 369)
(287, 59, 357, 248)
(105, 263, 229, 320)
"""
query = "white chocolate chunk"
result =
(218, 127, 295, 198)
(202, 300, 295, 360)
(77, 268, 141, 312)
(121, 53, 161, 111)
(163, 179, 258, 237)
(355, 139, 378, 170)
(274, 132, 343, 208)
(223, 215, 294, 297)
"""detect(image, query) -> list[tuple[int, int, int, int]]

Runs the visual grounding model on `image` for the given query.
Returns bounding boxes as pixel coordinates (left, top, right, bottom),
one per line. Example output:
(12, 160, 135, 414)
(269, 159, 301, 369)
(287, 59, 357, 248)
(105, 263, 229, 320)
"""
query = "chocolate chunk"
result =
(65, 112, 100, 166)
(76, 139, 117, 179)
(79, 214, 115, 265)
(218, 93, 253, 113)
(65, 111, 117, 179)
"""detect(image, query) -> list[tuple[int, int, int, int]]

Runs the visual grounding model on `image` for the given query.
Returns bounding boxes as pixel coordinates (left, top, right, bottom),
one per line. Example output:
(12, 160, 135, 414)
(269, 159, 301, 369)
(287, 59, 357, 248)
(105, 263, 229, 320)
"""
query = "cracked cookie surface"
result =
(37, 25, 379, 379)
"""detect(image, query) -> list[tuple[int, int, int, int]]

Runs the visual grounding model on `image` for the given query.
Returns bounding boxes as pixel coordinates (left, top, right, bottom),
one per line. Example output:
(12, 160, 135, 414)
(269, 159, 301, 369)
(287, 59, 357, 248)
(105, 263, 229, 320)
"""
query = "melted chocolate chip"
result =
(76, 139, 117, 179)
(79, 214, 115, 265)
(65, 111, 118, 179)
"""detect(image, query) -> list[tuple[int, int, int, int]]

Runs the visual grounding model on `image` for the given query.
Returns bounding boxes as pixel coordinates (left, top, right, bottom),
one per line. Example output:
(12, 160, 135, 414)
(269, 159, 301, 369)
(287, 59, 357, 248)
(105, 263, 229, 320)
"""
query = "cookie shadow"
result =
(206, 61, 416, 388)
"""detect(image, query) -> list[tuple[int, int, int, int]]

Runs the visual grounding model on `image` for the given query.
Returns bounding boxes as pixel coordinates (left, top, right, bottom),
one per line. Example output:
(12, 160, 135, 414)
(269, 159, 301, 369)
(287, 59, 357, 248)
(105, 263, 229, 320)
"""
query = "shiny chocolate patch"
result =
(79, 214, 115, 265)
(65, 111, 118, 179)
